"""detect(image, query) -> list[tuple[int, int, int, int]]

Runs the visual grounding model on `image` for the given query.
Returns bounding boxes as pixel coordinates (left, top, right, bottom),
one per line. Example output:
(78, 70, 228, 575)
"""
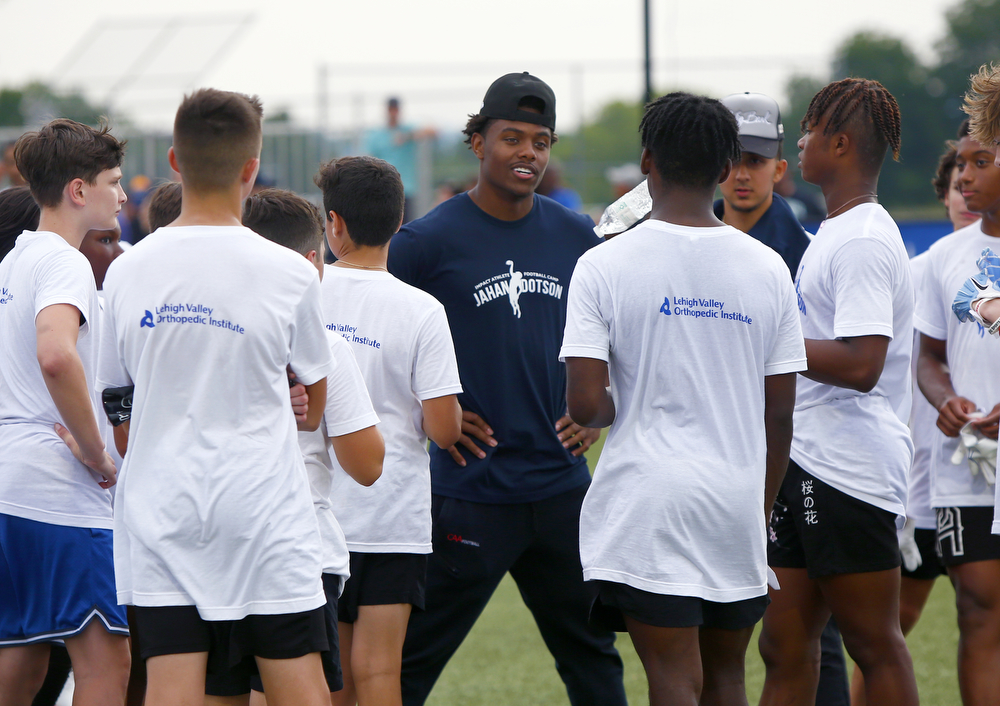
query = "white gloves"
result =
(950, 412, 998, 485)
(897, 517, 922, 573)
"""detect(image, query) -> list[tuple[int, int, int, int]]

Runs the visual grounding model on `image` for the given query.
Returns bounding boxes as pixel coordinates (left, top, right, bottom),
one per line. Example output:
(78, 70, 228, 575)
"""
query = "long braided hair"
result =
(639, 92, 741, 188)
(801, 78, 901, 170)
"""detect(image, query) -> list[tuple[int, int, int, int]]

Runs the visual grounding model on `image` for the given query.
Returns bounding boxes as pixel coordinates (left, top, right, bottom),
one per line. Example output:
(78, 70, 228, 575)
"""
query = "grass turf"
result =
(424, 433, 961, 705)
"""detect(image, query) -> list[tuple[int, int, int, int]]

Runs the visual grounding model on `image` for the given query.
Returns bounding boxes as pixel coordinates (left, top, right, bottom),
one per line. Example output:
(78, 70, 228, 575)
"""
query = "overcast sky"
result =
(0, 0, 958, 134)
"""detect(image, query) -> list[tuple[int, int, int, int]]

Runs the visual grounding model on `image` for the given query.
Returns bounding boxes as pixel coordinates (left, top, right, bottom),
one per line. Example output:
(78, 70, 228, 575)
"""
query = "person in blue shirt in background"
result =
(364, 97, 436, 223)
(388, 71, 627, 706)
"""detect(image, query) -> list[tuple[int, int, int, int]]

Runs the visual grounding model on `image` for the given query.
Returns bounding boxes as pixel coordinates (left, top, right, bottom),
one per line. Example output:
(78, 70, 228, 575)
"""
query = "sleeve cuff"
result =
(558, 344, 610, 363)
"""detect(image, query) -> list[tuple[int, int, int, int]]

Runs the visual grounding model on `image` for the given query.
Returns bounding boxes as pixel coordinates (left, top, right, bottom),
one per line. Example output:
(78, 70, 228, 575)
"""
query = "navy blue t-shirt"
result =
(713, 193, 811, 277)
(388, 193, 601, 503)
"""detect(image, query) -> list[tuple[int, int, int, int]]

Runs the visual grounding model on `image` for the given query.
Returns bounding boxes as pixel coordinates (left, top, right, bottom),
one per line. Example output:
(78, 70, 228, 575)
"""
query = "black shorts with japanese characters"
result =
(768, 460, 900, 579)
(935, 506, 1000, 566)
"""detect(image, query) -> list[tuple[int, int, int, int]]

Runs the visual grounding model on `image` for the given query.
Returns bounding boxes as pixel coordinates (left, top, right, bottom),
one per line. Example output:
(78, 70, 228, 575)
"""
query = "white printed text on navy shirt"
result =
(471, 260, 564, 317)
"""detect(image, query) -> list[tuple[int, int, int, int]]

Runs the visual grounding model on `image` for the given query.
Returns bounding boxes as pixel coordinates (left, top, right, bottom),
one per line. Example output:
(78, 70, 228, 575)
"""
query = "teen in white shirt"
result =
(100, 89, 334, 705)
(0, 120, 129, 705)
(914, 124, 1000, 706)
(564, 92, 803, 706)
(758, 78, 919, 706)
(316, 156, 462, 706)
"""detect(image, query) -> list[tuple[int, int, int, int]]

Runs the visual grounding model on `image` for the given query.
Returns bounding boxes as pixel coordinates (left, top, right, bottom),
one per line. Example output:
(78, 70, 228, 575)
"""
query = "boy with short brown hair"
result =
(0, 118, 129, 705)
(99, 89, 334, 704)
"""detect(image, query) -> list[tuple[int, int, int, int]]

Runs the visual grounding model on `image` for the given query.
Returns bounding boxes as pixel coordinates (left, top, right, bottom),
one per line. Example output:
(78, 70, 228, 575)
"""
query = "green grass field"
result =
(424, 434, 961, 705)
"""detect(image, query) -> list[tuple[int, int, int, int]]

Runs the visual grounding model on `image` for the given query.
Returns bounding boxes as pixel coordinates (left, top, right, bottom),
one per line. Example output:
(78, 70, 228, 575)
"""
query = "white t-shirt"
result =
(0, 231, 113, 529)
(560, 220, 807, 602)
(98, 225, 333, 620)
(913, 222, 1000, 509)
(321, 266, 462, 554)
(906, 253, 938, 529)
(791, 204, 914, 516)
(298, 331, 380, 589)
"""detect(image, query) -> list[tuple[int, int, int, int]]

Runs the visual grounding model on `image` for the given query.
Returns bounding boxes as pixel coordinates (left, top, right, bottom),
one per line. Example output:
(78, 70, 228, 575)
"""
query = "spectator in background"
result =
(537, 161, 582, 211)
(605, 163, 644, 200)
(1, 141, 26, 189)
(117, 175, 152, 244)
(364, 97, 436, 222)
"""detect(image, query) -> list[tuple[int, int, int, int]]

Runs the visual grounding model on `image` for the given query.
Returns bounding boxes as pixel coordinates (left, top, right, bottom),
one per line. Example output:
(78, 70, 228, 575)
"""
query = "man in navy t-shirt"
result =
(713, 92, 811, 278)
(388, 72, 626, 706)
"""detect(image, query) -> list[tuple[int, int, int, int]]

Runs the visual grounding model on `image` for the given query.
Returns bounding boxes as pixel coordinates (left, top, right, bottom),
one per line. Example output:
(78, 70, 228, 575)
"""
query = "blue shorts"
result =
(0, 513, 128, 645)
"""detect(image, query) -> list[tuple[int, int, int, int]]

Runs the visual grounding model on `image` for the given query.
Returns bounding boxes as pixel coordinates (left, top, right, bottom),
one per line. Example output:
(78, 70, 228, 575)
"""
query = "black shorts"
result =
(935, 506, 1000, 566)
(902, 527, 947, 580)
(768, 460, 901, 578)
(337, 552, 427, 624)
(134, 576, 339, 696)
(590, 581, 769, 632)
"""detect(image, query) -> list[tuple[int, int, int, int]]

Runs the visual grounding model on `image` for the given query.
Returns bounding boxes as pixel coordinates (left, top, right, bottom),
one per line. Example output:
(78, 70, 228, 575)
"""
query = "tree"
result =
(782, 29, 961, 209)
(831, 31, 952, 207)
(0, 82, 109, 127)
(549, 100, 645, 203)
(935, 0, 1000, 119)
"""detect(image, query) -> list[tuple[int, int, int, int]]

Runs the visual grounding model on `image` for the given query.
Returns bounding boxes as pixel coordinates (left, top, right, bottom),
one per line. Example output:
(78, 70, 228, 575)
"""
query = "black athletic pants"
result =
(817, 617, 850, 706)
(400, 484, 627, 706)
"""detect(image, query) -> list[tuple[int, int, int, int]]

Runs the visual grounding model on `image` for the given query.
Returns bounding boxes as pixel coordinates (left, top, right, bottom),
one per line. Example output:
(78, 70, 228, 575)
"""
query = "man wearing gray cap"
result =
(714, 92, 811, 277)
(716, 92, 849, 706)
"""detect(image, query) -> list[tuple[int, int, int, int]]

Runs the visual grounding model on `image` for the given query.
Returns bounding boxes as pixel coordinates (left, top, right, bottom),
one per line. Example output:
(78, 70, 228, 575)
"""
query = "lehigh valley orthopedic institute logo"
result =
(471, 259, 564, 318)
(140, 310, 155, 328)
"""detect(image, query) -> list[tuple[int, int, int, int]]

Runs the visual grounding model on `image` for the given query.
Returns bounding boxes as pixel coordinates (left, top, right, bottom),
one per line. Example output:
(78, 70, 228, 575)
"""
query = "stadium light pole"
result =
(643, 0, 652, 106)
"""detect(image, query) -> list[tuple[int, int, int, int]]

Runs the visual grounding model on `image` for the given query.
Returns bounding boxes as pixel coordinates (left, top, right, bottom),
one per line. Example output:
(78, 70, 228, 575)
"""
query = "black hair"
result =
(462, 98, 559, 148)
(639, 92, 741, 189)
(801, 78, 901, 171)
(957, 118, 971, 140)
(314, 156, 404, 248)
(243, 188, 324, 256)
(932, 146, 959, 202)
(0, 186, 40, 262)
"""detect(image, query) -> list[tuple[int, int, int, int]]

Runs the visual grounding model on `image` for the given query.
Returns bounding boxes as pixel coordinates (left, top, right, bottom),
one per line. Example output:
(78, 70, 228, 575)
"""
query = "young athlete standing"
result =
(387, 72, 627, 706)
(851, 139, 974, 705)
(716, 92, 853, 706)
(758, 78, 918, 706)
(98, 89, 334, 705)
(241, 187, 386, 704)
(0, 119, 129, 706)
(314, 156, 463, 706)
(915, 121, 1000, 706)
(562, 91, 805, 706)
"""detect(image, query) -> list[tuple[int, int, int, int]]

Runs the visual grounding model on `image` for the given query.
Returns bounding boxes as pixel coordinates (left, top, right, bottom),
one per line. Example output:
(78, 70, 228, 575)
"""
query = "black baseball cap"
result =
(480, 72, 556, 131)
